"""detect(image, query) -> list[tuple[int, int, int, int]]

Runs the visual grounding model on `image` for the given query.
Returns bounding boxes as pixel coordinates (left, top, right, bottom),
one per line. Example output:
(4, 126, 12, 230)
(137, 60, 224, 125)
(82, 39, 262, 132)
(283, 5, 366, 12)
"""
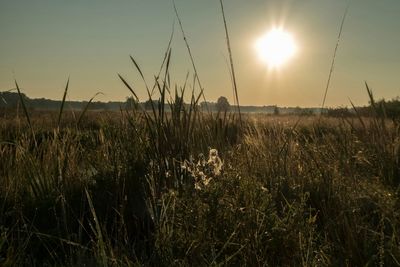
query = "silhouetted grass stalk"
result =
(173, 0, 210, 114)
(219, 0, 242, 126)
(320, 1, 351, 111)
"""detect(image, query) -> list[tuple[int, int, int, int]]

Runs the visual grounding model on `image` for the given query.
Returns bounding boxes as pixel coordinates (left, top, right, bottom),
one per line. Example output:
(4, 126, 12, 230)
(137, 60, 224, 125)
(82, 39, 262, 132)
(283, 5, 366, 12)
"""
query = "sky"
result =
(0, 0, 399, 107)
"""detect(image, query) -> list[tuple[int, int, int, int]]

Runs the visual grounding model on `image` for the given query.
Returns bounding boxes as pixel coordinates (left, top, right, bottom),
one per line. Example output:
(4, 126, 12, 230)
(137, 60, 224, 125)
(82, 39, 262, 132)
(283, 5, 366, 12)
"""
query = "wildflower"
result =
(207, 148, 223, 176)
(197, 153, 206, 167)
(261, 186, 268, 192)
(208, 149, 219, 162)
(198, 171, 206, 180)
(194, 181, 202, 190)
(182, 148, 224, 190)
(202, 176, 212, 186)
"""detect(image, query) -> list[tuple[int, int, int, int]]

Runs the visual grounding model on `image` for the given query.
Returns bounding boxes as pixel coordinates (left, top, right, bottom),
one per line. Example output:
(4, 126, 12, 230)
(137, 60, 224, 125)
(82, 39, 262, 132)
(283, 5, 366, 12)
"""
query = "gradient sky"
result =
(1, 0, 399, 107)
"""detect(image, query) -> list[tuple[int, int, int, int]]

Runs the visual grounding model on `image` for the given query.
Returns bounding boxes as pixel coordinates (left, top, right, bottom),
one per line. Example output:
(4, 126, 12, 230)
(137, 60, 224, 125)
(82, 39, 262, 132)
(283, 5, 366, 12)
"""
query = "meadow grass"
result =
(0, 83, 399, 266)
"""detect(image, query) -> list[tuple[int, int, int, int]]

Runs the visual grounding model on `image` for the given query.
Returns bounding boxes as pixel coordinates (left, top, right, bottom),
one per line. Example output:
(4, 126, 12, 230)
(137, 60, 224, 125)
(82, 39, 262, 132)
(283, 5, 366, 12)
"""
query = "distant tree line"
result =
(0, 91, 122, 111)
(2, 91, 399, 119)
(326, 97, 400, 122)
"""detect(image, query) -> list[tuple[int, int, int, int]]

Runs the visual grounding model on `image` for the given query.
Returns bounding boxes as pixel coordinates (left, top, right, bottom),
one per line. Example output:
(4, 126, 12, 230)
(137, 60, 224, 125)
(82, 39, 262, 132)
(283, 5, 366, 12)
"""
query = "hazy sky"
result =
(1, 0, 399, 107)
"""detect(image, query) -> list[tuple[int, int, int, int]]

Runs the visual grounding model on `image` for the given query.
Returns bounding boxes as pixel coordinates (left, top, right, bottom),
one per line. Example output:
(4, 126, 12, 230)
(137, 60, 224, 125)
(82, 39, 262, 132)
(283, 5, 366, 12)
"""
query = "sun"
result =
(255, 28, 297, 68)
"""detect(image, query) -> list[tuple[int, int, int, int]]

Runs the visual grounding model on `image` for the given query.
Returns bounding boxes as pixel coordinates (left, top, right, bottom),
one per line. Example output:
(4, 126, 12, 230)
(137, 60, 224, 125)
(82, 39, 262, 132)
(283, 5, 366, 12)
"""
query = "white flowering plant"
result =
(181, 148, 223, 190)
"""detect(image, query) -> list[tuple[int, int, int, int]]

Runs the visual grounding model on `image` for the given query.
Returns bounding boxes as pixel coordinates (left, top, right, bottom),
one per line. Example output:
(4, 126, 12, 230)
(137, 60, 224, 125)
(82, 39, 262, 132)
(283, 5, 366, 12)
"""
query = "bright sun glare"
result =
(255, 28, 297, 68)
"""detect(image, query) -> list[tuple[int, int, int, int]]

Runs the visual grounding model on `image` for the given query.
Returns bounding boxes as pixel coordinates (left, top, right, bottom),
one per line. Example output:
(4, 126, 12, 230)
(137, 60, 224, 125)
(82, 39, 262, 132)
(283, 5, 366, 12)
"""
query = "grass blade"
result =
(15, 80, 32, 128)
(173, 0, 210, 113)
(57, 78, 70, 128)
(118, 74, 139, 102)
(349, 98, 366, 130)
(320, 1, 351, 110)
(151, 22, 175, 96)
(77, 92, 104, 126)
(219, 0, 242, 126)
(85, 189, 108, 266)
(130, 56, 150, 92)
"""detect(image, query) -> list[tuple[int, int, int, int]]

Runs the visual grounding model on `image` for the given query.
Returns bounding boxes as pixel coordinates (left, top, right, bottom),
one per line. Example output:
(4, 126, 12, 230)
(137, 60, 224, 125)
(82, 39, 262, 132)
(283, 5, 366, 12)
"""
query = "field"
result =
(0, 96, 399, 266)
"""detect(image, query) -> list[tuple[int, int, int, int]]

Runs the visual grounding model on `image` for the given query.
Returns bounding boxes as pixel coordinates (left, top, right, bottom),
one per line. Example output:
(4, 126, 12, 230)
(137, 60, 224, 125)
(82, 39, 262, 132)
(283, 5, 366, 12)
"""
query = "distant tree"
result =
(375, 97, 400, 122)
(144, 99, 152, 110)
(273, 106, 279, 115)
(126, 96, 137, 109)
(144, 99, 160, 110)
(174, 95, 185, 106)
(200, 101, 212, 112)
(216, 96, 230, 113)
(170, 95, 186, 115)
(0, 91, 29, 108)
(327, 107, 353, 117)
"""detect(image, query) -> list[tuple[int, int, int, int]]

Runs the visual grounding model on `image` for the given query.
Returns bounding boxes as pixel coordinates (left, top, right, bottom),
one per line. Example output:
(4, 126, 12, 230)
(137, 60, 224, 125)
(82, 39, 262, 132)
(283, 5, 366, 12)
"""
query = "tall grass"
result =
(320, 1, 351, 112)
(1, 81, 399, 266)
(219, 0, 242, 125)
